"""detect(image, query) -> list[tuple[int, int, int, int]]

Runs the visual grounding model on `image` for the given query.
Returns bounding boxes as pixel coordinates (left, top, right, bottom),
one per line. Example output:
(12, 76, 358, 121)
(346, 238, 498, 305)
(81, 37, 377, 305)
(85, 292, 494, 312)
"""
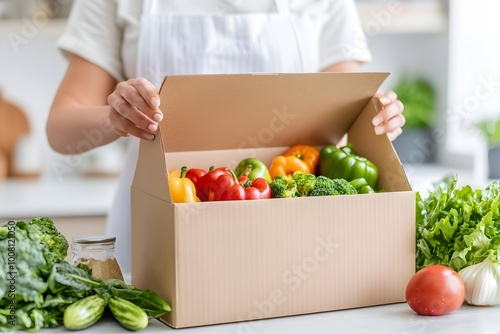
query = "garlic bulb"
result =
(458, 257, 500, 306)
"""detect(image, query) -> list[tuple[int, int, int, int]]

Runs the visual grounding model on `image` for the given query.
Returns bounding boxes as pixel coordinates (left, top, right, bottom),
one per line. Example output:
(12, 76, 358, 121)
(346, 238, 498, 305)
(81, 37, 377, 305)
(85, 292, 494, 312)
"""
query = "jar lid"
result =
(72, 235, 116, 244)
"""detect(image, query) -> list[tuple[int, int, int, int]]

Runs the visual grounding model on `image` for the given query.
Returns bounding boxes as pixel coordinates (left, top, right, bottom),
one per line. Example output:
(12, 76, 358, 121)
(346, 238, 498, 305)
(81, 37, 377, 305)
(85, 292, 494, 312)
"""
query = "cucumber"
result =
(64, 295, 106, 331)
(108, 296, 149, 331)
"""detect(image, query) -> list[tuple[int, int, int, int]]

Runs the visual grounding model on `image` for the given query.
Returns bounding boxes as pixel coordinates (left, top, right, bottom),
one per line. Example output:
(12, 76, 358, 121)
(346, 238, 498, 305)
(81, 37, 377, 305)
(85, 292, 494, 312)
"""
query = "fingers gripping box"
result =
(131, 73, 415, 328)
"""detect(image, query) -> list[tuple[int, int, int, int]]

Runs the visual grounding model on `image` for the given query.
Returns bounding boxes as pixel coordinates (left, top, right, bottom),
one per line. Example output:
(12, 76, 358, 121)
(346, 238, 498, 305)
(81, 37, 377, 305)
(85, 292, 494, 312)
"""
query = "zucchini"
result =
(108, 296, 149, 331)
(64, 295, 106, 331)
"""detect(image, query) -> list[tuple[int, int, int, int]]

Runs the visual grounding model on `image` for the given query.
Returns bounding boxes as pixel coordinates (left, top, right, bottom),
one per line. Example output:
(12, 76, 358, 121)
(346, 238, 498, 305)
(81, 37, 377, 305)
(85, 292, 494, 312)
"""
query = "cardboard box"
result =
(131, 73, 415, 329)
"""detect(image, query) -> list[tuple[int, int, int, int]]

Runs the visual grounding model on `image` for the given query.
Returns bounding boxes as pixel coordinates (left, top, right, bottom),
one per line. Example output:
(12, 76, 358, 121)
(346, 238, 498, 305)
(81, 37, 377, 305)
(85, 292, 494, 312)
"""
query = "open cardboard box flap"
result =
(132, 72, 411, 203)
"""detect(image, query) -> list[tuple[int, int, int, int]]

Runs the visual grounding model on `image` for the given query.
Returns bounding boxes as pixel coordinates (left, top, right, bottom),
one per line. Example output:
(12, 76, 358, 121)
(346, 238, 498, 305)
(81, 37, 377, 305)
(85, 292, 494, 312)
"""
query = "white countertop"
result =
(44, 302, 499, 333)
(0, 177, 118, 219)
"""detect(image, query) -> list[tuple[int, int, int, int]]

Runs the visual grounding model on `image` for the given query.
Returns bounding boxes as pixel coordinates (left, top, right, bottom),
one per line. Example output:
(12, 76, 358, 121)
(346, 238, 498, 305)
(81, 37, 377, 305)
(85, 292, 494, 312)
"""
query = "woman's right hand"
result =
(106, 77, 163, 141)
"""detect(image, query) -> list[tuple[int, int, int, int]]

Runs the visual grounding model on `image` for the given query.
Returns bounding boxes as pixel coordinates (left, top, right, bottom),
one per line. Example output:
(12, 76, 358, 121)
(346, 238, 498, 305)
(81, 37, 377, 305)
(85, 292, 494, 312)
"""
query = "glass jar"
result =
(71, 236, 124, 281)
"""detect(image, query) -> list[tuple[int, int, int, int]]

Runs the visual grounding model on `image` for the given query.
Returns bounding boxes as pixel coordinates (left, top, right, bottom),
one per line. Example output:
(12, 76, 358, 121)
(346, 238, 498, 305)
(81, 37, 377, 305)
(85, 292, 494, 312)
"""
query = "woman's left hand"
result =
(372, 90, 405, 141)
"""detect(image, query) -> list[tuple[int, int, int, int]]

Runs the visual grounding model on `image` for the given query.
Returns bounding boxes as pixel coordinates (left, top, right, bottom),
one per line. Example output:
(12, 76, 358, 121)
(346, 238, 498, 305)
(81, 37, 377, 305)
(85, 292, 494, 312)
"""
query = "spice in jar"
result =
(71, 236, 124, 281)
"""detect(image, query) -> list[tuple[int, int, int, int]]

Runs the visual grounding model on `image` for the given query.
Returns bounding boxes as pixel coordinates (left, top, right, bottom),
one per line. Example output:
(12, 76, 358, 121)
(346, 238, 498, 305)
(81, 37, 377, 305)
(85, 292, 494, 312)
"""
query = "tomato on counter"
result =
(406, 265, 465, 316)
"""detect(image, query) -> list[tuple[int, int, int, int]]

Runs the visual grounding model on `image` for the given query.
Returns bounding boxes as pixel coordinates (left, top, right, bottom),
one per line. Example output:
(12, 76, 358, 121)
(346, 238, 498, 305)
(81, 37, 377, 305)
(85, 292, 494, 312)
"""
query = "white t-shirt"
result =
(58, 0, 372, 83)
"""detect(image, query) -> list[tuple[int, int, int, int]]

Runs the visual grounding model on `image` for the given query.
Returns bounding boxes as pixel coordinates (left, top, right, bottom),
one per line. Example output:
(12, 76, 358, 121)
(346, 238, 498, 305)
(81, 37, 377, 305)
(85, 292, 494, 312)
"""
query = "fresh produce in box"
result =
(349, 178, 376, 194)
(176, 143, 381, 202)
(184, 167, 206, 186)
(237, 176, 272, 200)
(0, 218, 171, 332)
(234, 158, 272, 183)
(270, 171, 357, 198)
(207, 169, 271, 201)
(168, 166, 200, 203)
(281, 144, 320, 173)
(189, 166, 230, 201)
(319, 143, 378, 189)
(269, 144, 320, 179)
(269, 155, 310, 179)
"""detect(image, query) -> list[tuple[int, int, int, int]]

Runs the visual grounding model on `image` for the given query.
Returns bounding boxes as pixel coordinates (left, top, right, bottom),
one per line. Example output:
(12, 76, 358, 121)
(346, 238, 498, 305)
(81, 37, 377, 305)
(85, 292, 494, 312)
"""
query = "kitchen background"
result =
(1, 0, 499, 242)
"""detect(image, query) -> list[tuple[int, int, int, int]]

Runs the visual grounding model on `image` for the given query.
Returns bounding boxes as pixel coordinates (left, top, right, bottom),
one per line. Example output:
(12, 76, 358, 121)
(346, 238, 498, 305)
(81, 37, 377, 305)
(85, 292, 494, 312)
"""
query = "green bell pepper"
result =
(349, 178, 376, 194)
(234, 158, 272, 183)
(319, 144, 379, 188)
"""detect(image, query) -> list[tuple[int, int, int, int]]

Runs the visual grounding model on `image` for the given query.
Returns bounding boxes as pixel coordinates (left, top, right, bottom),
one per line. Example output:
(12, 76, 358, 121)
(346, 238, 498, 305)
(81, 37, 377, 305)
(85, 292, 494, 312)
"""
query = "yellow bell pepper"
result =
(269, 155, 310, 179)
(168, 166, 200, 203)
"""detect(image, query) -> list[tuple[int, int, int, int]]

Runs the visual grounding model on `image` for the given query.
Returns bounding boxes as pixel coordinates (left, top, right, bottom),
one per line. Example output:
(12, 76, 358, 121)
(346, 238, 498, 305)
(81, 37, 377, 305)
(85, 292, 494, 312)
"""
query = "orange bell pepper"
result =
(168, 166, 201, 203)
(282, 144, 320, 173)
(269, 155, 310, 179)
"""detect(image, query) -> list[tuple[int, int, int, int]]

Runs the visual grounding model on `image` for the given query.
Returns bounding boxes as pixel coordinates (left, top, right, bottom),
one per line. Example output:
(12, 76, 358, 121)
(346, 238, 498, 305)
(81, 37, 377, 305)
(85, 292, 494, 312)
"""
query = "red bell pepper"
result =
(208, 170, 271, 201)
(185, 167, 208, 200)
(208, 169, 245, 201)
(194, 167, 232, 201)
(185, 168, 206, 185)
(188, 166, 272, 201)
(238, 176, 272, 200)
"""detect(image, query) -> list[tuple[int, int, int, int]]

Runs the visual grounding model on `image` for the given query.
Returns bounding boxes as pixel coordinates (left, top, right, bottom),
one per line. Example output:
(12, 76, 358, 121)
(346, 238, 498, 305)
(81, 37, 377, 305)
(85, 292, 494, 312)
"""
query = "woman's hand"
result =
(372, 90, 405, 141)
(320, 62, 405, 141)
(106, 78, 163, 140)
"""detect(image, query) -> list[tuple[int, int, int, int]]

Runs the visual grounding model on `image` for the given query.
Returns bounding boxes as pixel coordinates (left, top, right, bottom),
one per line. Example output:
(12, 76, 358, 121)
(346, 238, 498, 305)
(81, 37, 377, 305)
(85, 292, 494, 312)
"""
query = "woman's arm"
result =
(321, 61, 405, 141)
(321, 61, 363, 73)
(47, 54, 162, 154)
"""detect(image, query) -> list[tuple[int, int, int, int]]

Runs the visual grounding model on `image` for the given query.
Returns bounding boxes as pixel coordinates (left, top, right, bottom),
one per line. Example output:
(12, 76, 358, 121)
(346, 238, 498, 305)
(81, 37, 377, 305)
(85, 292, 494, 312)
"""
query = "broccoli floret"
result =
(293, 171, 317, 197)
(332, 178, 358, 195)
(270, 175, 298, 198)
(310, 176, 339, 197)
(28, 217, 68, 263)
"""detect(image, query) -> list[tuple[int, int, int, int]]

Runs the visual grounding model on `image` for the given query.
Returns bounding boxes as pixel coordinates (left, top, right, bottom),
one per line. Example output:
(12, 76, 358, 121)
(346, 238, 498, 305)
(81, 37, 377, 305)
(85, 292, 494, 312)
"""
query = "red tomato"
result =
(406, 265, 465, 316)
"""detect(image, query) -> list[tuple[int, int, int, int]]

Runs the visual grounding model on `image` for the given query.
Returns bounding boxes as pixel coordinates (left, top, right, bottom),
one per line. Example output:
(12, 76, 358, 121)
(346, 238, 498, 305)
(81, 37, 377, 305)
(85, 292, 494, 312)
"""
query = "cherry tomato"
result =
(406, 265, 465, 316)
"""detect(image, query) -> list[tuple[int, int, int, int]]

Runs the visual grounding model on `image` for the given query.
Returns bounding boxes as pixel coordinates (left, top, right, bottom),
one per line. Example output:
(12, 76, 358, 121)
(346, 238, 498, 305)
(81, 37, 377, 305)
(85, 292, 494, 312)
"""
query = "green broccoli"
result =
(332, 178, 358, 195)
(271, 173, 358, 198)
(28, 217, 68, 263)
(270, 175, 298, 198)
(293, 171, 317, 197)
(310, 176, 339, 197)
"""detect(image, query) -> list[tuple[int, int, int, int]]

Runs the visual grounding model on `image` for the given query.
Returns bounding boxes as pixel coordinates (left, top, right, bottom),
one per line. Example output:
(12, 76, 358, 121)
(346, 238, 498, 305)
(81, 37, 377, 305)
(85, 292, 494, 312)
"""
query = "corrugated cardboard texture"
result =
(131, 73, 416, 328)
(172, 194, 415, 327)
(131, 192, 416, 328)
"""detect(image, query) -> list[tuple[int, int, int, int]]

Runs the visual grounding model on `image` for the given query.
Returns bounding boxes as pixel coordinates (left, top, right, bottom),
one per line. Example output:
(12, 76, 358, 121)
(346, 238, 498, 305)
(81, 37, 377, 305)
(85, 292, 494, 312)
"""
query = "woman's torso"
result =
(106, 0, 369, 82)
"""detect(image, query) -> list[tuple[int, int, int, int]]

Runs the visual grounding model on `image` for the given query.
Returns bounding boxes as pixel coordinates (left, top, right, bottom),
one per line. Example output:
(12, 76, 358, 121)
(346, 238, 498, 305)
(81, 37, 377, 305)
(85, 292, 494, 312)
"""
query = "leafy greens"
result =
(0, 218, 171, 332)
(416, 174, 500, 271)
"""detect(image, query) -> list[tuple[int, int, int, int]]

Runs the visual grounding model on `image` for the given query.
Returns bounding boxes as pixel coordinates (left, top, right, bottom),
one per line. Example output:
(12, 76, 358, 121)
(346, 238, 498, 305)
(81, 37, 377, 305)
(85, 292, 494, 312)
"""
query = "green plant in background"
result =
(393, 76, 436, 130)
(475, 118, 500, 148)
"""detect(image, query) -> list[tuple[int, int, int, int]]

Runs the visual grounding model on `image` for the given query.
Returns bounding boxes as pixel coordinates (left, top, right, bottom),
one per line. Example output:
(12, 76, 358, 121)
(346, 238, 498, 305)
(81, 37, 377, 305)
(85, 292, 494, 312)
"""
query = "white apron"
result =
(107, 0, 320, 273)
